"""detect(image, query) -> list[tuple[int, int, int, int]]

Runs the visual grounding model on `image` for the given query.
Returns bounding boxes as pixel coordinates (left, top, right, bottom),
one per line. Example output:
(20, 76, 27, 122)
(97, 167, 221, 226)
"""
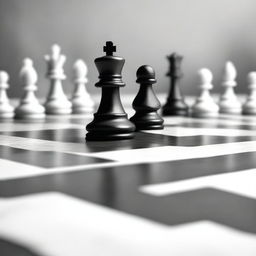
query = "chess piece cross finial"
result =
(103, 41, 116, 56)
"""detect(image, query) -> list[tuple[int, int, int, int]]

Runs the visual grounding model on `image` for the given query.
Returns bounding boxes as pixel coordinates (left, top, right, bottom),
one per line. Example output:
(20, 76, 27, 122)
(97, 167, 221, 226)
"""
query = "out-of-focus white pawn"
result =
(219, 61, 242, 114)
(71, 59, 94, 114)
(191, 68, 219, 118)
(15, 58, 45, 119)
(0, 71, 14, 118)
(44, 44, 72, 115)
(242, 72, 256, 115)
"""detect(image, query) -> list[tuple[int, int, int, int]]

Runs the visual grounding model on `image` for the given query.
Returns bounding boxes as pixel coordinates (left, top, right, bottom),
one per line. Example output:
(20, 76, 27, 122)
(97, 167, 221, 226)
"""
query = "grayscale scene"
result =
(0, 1, 256, 255)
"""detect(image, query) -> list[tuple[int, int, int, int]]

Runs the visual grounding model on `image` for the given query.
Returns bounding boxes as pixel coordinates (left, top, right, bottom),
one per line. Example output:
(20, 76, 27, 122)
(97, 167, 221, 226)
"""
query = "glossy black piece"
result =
(162, 53, 189, 116)
(130, 65, 164, 130)
(86, 41, 135, 141)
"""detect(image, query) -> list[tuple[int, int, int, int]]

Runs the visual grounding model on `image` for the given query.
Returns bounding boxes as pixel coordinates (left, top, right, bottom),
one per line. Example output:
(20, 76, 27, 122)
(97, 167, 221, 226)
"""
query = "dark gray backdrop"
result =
(0, 0, 256, 98)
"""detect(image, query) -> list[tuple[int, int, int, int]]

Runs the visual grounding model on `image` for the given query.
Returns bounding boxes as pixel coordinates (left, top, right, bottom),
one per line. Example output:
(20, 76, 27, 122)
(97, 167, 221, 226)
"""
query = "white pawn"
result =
(219, 61, 242, 114)
(242, 72, 256, 115)
(191, 68, 219, 118)
(0, 71, 14, 118)
(44, 44, 72, 115)
(15, 58, 45, 119)
(71, 59, 94, 114)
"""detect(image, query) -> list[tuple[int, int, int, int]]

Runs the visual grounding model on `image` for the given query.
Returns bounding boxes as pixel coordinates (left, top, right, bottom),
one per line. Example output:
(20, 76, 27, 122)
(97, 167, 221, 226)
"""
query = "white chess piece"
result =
(191, 68, 219, 118)
(15, 58, 45, 119)
(219, 61, 241, 114)
(242, 72, 256, 115)
(71, 59, 94, 114)
(44, 44, 72, 114)
(0, 71, 14, 118)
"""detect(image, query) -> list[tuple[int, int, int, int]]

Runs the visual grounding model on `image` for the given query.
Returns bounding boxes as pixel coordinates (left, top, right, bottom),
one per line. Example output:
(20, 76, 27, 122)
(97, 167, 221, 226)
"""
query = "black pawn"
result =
(162, 53, 188, 116)
(130, 65, 164, 130)
(86, 41, 135, 141)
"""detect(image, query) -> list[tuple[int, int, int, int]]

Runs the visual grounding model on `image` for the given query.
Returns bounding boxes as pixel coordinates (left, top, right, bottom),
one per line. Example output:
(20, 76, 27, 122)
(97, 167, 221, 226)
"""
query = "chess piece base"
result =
(71, 98, 94, 114)
(130, 112, 164, 130)
(15, 102, 45, 119)
(242, 99, 256, 115)
(86, 132, 134, 141)
(219, 108, 241, 114)
(162, 98, 188, 116)
(191, 98, 219, 118)
(45, 99, 72, 115)
(15, 113, 45, 119)
(0, 112, 14, 118)
(86, 113, 135, 141)
(0, 104, 14, 118)
(191, 112, 219, 118)
(72, 106, 94, 114)
(243, 110, 256, 115)
(219, 99, 241, 114)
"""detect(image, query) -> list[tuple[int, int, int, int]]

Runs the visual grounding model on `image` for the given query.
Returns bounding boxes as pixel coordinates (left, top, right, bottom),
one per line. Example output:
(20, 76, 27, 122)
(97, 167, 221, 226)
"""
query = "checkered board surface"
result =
(1, 112, 256, 256)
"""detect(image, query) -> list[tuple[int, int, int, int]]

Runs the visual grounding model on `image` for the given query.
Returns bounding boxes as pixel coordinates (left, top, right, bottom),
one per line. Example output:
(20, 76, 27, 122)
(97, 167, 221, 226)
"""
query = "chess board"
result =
(1, 110, 256, 256)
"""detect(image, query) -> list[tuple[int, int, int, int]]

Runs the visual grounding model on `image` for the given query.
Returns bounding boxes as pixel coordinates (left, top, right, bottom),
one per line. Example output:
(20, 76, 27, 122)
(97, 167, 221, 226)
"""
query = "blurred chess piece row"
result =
(191, 61, 256, 117)
(192, 61, 256, 117)
(0, 44, 94, 119)
(1, 44, 256, 121)
(162, 53, 256, 118)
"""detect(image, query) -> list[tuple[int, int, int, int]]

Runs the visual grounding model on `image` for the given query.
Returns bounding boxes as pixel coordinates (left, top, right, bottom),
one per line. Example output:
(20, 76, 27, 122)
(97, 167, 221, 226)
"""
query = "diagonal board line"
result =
(0, 145, 112, 168)
(140, 167, 256, 202)
(1, 151, 256, 234)
(2, 129, 256, 151)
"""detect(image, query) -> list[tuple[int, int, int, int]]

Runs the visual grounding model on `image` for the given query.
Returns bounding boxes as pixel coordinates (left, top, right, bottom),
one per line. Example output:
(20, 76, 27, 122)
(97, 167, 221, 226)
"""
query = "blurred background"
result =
(0, 0, 256, 98)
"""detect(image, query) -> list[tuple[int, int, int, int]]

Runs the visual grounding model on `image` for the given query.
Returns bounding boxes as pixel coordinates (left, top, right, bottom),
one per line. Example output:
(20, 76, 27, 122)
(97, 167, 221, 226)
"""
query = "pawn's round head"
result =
(20, 58, 38, 85)
(223, 61, 236, 82)
(198, 68, 213, 84)
(23, 58, 33, 67)
(51, 44, 61, 57)
(74, 59, 88, 78)
(0, 71, 9, 84)
(136, 65, 156, 84)
(247, 72, 256, 85)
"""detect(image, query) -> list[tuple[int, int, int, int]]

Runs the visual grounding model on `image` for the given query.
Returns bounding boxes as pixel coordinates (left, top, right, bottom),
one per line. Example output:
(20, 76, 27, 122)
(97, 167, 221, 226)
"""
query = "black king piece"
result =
(86, 41, 135, 141)
(162, 53, 188, 116)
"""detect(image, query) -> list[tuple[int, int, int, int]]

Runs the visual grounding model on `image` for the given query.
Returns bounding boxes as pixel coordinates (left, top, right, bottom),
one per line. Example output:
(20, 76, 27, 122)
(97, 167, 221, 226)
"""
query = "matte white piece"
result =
(219, 61, 241, 114)
(242, 72, 256, 115)
(15, 59, 45, 119)
(0, 71, 14, 118)
(71, 59, 94, 114)
(44, 44, 72, 115)
(191, 68, 219, 118)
